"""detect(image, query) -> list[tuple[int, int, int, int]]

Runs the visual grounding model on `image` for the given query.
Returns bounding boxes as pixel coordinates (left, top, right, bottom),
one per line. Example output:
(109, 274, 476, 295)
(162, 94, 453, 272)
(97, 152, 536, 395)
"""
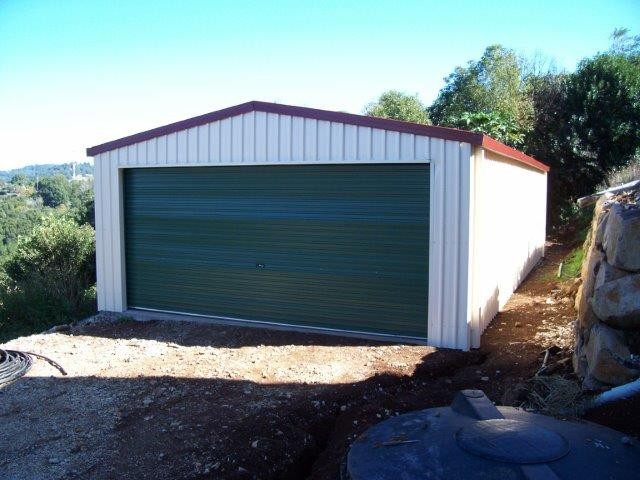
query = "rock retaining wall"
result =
(573, 187, 640, 390)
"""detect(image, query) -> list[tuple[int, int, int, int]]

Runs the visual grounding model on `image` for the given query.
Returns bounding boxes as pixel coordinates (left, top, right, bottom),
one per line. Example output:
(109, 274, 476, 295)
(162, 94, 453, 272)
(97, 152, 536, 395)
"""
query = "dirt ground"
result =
(0, 242, 637, 480)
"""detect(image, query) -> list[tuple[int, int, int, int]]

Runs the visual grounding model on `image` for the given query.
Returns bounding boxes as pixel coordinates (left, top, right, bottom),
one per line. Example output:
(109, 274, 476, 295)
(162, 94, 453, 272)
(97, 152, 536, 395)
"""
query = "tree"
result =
(0, 196, 45, 258)
(445, 111, 525, 146)
(610, 27, 640, 56)
(523, 73, 570, 161)
(4, 216, 95, 308)
(429, 45, 533, 144)
(1, 216, 96, 339)
(521, 35, 640, 226)
(37, 174, 70, 207)
(522, 72, 575, 224)
(9, 173, 29, 186)
(564, 53, 640, 185)
(68, 179, 95, 227)
(364, 90, 430, 124)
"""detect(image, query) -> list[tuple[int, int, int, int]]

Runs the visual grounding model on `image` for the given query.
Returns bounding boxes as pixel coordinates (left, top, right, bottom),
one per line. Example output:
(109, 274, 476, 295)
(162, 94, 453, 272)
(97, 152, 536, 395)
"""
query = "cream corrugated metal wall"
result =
(93, 110, 475, 349)
(109, 112, 434, 166)
(428, 140, 473, 349)
(468, 148, 547, 348)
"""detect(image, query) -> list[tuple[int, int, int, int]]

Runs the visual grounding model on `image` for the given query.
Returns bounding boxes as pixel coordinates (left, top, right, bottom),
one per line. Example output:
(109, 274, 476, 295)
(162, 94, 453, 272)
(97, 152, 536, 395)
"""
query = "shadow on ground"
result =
(0, 348, 483, 480)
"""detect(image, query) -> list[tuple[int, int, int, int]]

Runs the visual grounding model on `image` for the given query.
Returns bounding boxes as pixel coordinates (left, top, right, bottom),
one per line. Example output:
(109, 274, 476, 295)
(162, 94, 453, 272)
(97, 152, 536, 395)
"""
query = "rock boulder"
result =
(594, 261, 628, 290)
(604, 203, 640, 272)
(591, 274, 640, 329)
(577, 248, 604, 336)
(593, 210, 609, 249)
(585, 323, 639, 385)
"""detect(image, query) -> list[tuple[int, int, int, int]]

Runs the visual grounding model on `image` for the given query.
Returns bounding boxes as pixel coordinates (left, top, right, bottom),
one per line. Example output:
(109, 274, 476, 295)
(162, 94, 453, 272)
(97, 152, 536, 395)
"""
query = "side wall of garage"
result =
(93, 110, 474, 349)
(468, 147, 548, 348)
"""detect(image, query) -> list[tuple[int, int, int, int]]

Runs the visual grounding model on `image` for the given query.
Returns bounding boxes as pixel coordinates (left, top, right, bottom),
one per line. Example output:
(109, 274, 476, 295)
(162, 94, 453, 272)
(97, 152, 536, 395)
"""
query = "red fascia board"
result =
(86, 100, 549, 173)
(248, 101, 485, 144)
(481, 135, 550, 172)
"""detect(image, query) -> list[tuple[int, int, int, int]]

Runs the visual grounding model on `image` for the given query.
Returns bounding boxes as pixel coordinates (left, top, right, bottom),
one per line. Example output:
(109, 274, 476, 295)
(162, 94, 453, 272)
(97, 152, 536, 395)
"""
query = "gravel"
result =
(0, 317, 433, 479)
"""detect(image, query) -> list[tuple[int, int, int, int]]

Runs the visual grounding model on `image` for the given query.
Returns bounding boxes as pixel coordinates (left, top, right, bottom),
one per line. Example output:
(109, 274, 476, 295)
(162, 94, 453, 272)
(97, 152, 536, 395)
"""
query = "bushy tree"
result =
(68, 180, 95, 226)
(0, 197, 46, 258)
(37, 174, 70, 207)
(445, 111, 525, 146)
(429, 45, 533, 145)
(522, 73, 574, 224)
(0, 216, 96, 339)
(364, 90, 430, 124)
(9, 173, 29, 186)
(527, 49, 640, 225)
(523, 73, 570, 160)
(565, 53, 640, 182)
(5, 215, 95, 307)
(609, 27, 640, 56)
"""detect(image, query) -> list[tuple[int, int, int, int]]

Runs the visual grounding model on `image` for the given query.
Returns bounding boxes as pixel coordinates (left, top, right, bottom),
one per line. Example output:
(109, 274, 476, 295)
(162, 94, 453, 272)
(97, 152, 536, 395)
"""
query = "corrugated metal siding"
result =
(468, 147, 547, 348)
(427, 139, 473, 349)
(93, 111, 475, 349)
(106, 112, 432, 167)
(124, 164, 429, 338)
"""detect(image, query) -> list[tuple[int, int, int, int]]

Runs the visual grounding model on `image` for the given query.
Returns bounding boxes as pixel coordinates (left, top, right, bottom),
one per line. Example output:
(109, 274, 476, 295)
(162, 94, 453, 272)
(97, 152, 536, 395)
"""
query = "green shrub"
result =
(36, 174, 70, 208)
(0, 195, 47, 259)
(0, 216, 96, 341)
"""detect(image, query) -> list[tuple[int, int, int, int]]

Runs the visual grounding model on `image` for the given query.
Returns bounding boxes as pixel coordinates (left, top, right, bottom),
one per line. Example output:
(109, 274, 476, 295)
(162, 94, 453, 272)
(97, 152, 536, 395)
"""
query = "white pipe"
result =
(590, 377, 640, 409)
(577, 179, 640, 208)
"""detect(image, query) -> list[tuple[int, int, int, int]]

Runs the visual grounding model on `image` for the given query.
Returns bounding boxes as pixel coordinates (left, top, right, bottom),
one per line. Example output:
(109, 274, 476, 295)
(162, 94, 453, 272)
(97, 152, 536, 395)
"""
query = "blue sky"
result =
(0, 0, 638, 169)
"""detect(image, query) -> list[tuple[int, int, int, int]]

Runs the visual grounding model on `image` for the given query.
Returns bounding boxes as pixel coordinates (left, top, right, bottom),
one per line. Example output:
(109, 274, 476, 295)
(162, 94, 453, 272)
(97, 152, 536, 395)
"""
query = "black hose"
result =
(0, 349, 67, 385)
(0, 349, 33, 385)
(22, 350, 67, 376)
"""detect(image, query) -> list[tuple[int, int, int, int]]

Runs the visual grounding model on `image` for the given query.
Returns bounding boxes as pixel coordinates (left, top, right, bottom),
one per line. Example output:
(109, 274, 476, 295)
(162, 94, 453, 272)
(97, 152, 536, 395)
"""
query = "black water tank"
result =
(345, 390, 639, 479)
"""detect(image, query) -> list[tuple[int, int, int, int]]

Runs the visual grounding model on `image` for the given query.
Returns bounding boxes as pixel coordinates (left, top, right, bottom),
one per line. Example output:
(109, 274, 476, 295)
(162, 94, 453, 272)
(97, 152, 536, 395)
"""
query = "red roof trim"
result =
(86, 102, 257, 157)
(86, 100, 548, 172)
(481, 135, 550, 172)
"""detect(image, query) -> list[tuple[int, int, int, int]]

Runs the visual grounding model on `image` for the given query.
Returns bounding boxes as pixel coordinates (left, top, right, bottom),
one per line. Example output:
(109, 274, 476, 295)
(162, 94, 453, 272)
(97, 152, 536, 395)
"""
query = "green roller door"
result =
(124, 164, 429, 338)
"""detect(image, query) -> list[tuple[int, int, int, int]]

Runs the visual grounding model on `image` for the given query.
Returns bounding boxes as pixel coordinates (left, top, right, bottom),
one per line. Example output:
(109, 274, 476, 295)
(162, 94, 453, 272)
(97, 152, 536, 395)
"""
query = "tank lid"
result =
(456, 418, 570, 464)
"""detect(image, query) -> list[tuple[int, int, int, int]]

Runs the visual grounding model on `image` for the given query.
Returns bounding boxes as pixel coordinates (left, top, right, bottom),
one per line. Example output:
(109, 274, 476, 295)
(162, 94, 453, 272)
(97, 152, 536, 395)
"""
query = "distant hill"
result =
(0, 162, 93, 182)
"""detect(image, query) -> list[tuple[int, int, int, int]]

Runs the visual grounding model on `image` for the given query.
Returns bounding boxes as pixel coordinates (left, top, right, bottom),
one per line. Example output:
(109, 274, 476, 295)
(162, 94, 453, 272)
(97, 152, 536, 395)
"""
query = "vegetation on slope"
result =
(0, 174, 96, 341)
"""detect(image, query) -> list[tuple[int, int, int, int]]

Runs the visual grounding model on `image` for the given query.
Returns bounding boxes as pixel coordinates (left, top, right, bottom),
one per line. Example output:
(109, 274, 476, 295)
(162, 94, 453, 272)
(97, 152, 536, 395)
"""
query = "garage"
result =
(88, 101, 549, 349)
(124, 164, 429, 338)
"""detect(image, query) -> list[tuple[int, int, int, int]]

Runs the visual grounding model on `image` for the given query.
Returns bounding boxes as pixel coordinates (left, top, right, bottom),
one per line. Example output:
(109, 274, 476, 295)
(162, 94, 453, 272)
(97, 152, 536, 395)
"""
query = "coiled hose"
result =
(0, 348, 67, 385)
(0, 349, 33, 385)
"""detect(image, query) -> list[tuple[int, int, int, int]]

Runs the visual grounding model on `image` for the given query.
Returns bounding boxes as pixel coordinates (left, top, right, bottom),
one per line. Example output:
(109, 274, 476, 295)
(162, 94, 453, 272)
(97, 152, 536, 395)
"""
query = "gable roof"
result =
(86, 100, 549, 172)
